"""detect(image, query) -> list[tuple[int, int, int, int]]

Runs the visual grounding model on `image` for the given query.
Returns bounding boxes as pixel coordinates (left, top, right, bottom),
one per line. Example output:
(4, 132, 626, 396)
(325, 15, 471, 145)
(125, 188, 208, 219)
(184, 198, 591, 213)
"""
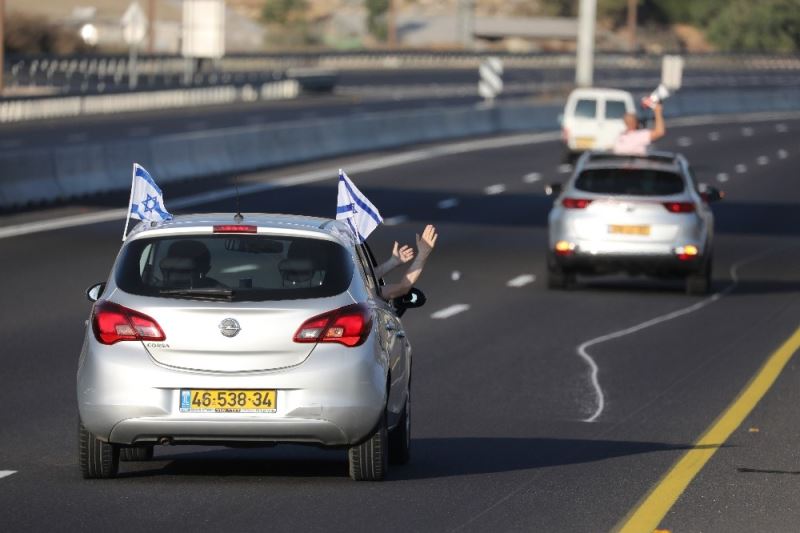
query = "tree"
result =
(707, 0, 800, 52)
(262, 0, 307, 25)
(366, 0, 390, 42)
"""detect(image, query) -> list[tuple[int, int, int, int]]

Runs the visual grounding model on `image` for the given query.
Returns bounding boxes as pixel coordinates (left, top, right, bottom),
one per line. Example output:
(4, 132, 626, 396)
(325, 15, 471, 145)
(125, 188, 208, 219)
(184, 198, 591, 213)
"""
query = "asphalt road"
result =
(1, 116, 799, 531)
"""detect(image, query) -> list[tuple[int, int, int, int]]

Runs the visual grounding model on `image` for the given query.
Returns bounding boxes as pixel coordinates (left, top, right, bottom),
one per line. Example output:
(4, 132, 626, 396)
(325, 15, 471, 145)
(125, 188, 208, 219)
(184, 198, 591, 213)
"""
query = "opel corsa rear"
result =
(77, 214, 418, 480)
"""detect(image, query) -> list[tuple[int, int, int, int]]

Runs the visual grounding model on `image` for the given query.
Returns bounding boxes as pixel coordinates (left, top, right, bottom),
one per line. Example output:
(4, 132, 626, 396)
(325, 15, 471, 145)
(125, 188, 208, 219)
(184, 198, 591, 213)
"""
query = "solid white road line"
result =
(778, 149, 789, 159)
(437, 198, 459, 209)
(523, 172, 542, 183)
(677, 136, 692, 147)
(742, 127, 754, 137)
(484, 184, 506, 195)
(757, 156, 770, 166)
(431, 304, 470, 320)
(382, 215, 409, 226)
(0, 471, 16, 480)
(736, 164, 748, 174)
(506, 274, 536, 288)
(558, 164, 573, 174)
(577, 249, 777, 423)
(716, 173, 729, 183)
(708, 131, 720, 141)
(776, 123, 789, 133)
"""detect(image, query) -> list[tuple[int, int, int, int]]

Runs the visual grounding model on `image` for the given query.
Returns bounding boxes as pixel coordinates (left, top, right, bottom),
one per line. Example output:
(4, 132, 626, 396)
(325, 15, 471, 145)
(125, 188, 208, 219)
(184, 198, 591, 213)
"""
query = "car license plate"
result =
(180, 389, 277, 413)
(608, 224, 651, 236)
(575, 137, 594, 149)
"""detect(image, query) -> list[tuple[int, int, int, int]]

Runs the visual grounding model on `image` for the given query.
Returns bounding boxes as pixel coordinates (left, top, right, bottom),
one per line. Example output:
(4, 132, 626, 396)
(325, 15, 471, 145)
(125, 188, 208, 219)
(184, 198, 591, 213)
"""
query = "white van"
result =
(560, 88, 636, 160)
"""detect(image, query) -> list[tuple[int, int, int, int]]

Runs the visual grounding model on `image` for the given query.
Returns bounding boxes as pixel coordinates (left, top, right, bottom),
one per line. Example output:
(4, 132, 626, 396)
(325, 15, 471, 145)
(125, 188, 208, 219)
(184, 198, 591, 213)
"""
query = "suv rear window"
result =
(573, 99, 597, 119)
(605, 100, 627, 119)
(575, 168, 685, 196)
(116, 235, 353, 301)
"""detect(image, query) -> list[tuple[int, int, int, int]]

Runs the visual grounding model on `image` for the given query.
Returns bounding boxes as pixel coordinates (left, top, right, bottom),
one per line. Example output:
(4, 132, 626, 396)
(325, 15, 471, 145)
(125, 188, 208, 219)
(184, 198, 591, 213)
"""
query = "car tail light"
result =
(555, 240, 576, 256)
(213, 225, 258, 233)
(561, 127, 570, 141)
(91, 301, 165, 345)
(562, 198, 593, 209)
(675, 245, 699, 261)
(663, 202, 695, 213)
(294, 303, 373, 347)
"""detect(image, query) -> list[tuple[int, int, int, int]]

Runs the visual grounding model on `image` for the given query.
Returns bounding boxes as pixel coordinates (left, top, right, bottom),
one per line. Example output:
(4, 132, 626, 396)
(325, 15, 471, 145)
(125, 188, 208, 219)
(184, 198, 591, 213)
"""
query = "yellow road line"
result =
(614, 325, 800, 533)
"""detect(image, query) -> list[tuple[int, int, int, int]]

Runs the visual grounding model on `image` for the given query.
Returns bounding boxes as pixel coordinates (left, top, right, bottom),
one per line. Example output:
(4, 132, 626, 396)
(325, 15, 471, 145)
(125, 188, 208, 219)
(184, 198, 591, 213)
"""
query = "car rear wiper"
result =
(159, 287, 234, 300)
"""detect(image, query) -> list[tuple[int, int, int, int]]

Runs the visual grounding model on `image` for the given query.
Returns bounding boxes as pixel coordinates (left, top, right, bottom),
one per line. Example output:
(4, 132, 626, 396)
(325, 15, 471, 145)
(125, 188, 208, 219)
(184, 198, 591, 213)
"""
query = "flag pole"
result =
(122, 163, 137, 241)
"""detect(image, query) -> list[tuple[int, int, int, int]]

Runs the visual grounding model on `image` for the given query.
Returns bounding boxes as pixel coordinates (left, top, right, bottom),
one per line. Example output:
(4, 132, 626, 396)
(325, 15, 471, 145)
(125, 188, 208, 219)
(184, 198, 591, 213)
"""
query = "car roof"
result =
(579, 151, 684, 173)
(567, 87, 634, 101)
(127, 213, 354, 244)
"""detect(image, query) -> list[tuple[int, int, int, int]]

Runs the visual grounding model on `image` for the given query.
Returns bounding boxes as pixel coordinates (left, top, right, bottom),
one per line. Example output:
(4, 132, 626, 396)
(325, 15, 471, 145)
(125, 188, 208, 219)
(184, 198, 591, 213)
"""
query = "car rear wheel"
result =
(686, 257, 712, 295)
(79, 420, 119, 479)
(348, 412, 388, 481)
(388, 395, 411, 465)
(120, 445, 154, 462)
(547, 263, 575, 290)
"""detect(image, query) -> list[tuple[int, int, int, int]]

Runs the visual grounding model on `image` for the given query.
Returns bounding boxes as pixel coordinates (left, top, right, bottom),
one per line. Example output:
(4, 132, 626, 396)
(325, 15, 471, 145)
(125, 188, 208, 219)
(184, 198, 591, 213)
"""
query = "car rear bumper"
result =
(77, 337, 387, 447)
(552, 250, 707, 276)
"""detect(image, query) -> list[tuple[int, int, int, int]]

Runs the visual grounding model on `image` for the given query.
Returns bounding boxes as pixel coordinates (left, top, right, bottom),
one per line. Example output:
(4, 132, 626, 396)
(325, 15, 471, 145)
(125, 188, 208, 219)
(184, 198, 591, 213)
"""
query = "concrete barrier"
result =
(2, 87, 800, 208)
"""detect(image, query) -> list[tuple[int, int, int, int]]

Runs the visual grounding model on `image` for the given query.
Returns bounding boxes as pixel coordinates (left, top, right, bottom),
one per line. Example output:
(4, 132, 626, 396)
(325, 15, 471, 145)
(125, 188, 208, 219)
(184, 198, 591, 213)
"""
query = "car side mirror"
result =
(86, 282, 106, 302)
(698, 183, 724, 203)
(545, 183, 562, 197)
(393, 288, 426, 317)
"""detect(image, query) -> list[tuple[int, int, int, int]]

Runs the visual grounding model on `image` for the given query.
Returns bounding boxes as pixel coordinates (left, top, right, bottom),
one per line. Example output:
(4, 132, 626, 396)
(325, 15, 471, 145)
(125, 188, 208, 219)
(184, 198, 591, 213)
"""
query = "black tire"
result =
(120, 445, 154, 462)
(348, 412, 388, 481)
(686, 257, 712, 295)
(388, 396, 411, 465)
(547, 262, 574, 290)
(79, 420, 119, 479)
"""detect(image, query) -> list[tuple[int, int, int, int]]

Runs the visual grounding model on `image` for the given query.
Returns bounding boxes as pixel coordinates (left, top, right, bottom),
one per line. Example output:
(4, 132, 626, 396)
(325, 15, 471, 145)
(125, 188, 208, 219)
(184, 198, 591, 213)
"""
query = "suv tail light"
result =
(294, 303, 373, 347)
(663, 202, 695, 213)
(92, 301, 165, 345)
(562, 198, 593, 209)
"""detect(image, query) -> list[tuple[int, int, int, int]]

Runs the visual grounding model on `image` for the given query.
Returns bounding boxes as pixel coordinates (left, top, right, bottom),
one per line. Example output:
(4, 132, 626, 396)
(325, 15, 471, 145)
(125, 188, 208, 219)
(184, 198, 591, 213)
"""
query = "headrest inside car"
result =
(160, 257, 199, 272)
(279, 259, 315, 283)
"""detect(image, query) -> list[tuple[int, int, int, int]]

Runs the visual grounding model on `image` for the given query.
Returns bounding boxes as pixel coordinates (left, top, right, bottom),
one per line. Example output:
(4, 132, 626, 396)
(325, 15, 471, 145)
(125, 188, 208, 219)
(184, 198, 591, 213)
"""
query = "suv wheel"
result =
(686, 257, 712, 295)
(79, 420, 119, 479)
(348, 412, 388, 481)
(388, 395, 411, 465)
(120, 445, 154, 462)
(547, 263, 575, 290)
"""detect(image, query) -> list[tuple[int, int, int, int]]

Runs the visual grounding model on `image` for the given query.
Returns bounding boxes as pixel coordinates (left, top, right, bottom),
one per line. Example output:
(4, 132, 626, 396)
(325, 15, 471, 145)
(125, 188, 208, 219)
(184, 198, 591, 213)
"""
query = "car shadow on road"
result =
(116, 437, 719, 481)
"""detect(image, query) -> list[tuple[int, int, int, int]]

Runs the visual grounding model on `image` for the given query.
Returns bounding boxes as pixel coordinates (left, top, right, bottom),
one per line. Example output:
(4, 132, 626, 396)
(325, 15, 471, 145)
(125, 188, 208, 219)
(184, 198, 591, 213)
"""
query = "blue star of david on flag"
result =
(123, 163, 172, 240)
(336, 169, 382, 243)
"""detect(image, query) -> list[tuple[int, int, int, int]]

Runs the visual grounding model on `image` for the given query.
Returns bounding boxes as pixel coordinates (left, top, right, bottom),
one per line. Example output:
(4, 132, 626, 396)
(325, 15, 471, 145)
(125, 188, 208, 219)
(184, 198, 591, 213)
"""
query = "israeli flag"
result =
(122, 163, 172, 240)
(336, 169, 383, 243)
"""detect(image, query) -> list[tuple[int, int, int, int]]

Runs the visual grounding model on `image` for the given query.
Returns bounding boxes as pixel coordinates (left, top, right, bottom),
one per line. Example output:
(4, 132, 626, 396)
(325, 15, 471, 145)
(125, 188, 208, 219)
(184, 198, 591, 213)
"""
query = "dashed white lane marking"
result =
(778, 149, 789, 159)
(558, 164, 573, 174)
(383, 215, 409, 226)
(431, 304, 470, 320)
(716, 173, 729, 183)
(741, 127, 754, 137)
(708, 131, 720, 141)
(0, 471, 16, 480)
(523, 172, 542, 183)
(484, 184, 506, 195)
(736, 164, 748, 174)
(677, 136, 692, 147)
(577, 250, 776, 423)
(776, 123, 789, 133)
(66, 133, 88, 143)
(757, 156, 770, 166)
(450, 271, 461, 281)
(506, 274, 536, 288)
(437, 198, 459, 209)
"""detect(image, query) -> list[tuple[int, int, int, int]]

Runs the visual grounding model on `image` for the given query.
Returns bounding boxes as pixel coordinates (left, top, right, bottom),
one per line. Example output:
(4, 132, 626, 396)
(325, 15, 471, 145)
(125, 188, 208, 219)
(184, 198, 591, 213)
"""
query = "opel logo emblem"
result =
(219, 318, 241, 338)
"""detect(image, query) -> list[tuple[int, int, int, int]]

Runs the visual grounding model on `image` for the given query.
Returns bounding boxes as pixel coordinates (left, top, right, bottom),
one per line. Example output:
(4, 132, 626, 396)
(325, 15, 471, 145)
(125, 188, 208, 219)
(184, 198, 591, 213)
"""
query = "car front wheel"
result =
(686, 257, 712, 295)
(79, 420, 119, 479)
(348, 412, 388, 481)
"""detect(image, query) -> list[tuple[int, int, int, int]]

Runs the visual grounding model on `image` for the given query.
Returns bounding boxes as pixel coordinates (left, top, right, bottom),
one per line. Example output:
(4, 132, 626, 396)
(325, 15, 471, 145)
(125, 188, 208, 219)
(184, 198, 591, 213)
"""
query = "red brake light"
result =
(663, 202, 695, 213)
(92, 301, 165, 345)
(294, 303, 373, 347)
(562, 198, 593, 209)
(213, 225, 257, 233)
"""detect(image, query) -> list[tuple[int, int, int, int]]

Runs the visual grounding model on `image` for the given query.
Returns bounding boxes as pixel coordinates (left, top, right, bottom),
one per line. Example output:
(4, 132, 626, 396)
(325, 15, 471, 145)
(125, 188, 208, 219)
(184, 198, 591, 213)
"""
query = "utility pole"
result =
(147, 0, 156, 53)
(0, 0, 5, 94)
(627, 0, 637, 52)
(457, 0, 474, 50)
(575, 0, 596, 87)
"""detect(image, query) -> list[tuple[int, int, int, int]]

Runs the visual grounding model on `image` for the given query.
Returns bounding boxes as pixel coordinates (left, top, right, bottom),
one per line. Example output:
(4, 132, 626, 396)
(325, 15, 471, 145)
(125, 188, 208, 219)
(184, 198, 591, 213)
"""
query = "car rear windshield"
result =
(575, 168, 685, 196)
(605, 100, 627, 119)
(115, 235, 354, 301)
(574, 99, 597, 119)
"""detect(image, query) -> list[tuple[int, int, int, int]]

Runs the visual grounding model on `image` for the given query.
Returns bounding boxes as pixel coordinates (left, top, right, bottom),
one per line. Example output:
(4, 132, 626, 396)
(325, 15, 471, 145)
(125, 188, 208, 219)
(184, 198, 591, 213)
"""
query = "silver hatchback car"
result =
(546, 151, 722, 294)
(78, 213, 423, 481)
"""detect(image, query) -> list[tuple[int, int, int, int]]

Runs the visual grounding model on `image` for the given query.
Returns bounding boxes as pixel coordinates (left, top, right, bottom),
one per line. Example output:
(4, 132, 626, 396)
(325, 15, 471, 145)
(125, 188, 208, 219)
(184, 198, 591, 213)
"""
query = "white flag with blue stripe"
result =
(123, 163, 172, 240)
(336, 169, 383, 243)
